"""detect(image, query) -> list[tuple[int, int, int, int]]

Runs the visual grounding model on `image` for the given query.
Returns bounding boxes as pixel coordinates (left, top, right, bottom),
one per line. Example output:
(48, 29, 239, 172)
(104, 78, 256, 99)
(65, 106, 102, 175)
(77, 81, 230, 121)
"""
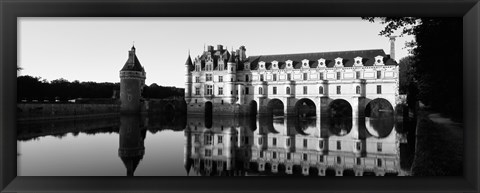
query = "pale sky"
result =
(18, 17, 414, 88)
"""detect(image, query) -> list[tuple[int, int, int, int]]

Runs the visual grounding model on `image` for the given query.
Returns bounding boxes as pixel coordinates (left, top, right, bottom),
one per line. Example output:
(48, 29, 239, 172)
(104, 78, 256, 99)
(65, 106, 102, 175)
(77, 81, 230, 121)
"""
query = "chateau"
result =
(184, 37, 400, 117)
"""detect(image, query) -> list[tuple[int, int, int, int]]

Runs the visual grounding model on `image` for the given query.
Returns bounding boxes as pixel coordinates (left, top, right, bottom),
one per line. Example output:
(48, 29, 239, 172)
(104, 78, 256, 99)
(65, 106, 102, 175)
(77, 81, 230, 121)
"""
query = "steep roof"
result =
(121, 47, 145, 72)
(245, 49, 397, 70)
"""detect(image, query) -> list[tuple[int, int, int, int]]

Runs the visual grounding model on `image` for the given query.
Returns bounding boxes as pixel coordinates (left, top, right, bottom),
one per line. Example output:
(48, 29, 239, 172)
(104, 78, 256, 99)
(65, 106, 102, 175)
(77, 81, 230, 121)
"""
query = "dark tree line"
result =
(17, 75, 184, 102)
(363, 17, 463, 121)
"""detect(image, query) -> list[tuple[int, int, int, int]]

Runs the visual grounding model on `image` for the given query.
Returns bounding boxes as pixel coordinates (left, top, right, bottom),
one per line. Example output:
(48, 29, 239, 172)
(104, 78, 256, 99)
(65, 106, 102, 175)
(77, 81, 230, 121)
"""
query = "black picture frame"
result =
(1, 0, 479, 192)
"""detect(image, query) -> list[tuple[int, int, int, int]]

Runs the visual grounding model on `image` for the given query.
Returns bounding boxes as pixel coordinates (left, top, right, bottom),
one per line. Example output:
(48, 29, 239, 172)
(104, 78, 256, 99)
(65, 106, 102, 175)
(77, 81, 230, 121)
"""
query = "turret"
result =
(226, 51, 237, 103)
(237, 46, 247, 62)
(120, 46, 146, 114)
(185, 53, 193, 102)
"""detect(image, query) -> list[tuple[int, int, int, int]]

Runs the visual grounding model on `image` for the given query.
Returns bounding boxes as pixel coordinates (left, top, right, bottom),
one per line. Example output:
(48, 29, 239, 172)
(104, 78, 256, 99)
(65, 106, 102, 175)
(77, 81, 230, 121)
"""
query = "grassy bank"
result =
(411, 110, 463, 176)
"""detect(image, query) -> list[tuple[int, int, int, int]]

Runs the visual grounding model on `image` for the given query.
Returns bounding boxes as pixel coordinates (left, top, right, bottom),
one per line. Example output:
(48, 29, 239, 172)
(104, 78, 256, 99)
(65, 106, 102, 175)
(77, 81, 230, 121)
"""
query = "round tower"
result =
(120, 46, 146, 114)
(184, 53, 193, 103)
(226, 51, 237, 104)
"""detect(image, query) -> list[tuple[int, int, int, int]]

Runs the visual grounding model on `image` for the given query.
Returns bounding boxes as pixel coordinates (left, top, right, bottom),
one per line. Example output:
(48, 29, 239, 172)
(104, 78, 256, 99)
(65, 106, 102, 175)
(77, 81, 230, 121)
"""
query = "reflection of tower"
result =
(184, 125, 193, 175)
(118, 115, 146, 176)
(120, 46, 146, 114)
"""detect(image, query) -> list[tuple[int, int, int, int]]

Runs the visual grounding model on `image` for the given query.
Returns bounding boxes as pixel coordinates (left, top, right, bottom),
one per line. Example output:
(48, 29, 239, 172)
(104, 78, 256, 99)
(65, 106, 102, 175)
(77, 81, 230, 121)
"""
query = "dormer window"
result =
(259, 61, 266, 70)
(354, 57, 363, 66)
(302, 59, 309, 68)
(286, 60, 293, 69)
(375, 56, 384, 65)
(272, 61, 279, 69)
(318, 58, 326, 67)
(335, 57, 343, 67)
(245, 64, 250, 70)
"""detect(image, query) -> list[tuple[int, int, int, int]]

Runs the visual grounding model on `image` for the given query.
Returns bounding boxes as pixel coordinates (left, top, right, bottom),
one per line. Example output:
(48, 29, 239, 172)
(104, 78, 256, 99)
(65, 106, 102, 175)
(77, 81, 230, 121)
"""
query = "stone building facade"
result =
(185, 38, 399, 117)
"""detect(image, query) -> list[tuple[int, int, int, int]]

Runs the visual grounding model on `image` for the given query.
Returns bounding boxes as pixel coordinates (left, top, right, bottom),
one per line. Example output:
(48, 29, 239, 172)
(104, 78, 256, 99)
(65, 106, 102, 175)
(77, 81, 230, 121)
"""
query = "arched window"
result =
(356, 86, 361, 94)
(286, 87, 291, 94)
(319, 86, 324, 94)
(245, 75, 249, 82)
(259, 87, 263, 95)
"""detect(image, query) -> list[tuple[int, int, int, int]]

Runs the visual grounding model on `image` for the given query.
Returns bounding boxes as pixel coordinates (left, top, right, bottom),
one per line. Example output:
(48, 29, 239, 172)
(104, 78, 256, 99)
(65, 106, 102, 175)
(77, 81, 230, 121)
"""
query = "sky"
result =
(18, 17, 414, 88)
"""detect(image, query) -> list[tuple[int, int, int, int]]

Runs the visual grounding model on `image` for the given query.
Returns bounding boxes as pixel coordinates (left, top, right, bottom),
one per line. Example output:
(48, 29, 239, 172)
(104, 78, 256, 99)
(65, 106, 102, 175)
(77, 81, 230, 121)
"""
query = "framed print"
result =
(1, 0, 479, 192)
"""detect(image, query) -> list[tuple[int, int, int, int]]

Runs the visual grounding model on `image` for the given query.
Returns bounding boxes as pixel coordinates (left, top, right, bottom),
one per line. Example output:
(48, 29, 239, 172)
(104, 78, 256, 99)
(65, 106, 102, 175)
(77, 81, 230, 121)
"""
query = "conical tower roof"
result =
(228, 51, 236, 63)
(185, 54, 193, 66)
(121, 46, 145, 72)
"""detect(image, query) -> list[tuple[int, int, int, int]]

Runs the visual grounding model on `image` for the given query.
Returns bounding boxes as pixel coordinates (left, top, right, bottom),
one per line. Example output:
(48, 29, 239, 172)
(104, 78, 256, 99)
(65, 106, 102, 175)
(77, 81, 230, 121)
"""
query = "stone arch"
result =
(364, 98, 394, 118)
(267, 98, 284, 117)
(328, 99, 353, 118)
(249, 100, 258, 117)
(295, 98, 317, 118)
(364, 98, 394, 138)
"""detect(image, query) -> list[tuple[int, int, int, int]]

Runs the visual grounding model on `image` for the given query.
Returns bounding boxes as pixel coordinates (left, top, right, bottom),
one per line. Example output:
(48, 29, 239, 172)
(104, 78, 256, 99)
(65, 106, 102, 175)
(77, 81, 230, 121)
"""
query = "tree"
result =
(363, 17, 462, 120)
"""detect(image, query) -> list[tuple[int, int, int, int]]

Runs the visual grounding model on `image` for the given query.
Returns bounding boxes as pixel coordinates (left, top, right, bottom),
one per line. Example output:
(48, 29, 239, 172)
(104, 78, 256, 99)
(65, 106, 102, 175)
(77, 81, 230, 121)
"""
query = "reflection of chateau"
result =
(184, 38, 399, 117)
(184, 116, 410, 176)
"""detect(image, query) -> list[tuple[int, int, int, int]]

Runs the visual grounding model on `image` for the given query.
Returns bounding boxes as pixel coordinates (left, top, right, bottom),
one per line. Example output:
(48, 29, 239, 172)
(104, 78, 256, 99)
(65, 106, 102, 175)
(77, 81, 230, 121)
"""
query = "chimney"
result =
(389, 36, 396, 61)
(217, 45, 223, 51)
(238, 46, 246, 62)
(207, 45, 214, 52)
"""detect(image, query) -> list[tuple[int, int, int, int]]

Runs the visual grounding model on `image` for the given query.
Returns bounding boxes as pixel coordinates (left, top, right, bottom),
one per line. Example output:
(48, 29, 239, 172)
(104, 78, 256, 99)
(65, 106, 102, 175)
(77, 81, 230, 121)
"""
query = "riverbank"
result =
(411, 108, 463, 176)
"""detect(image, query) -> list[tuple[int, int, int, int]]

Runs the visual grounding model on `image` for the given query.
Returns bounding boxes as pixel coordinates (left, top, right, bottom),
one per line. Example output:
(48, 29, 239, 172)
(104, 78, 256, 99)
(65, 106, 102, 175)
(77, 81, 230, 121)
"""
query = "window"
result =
(245, 75, 249, 82)
(205, 135, 212, 145)
(260, 151, 264, 158)
(320, 73, 324, 80)
(218, 135, 223, 144)
(357, 158, 361, 165)
(195, 76, 200, 83)
(377, 85, 382, 94)
(219, 64, 224, 71)
(377, 71, 382, 79)
(337, 156, 341, 164)
(206, 74, 212, 81)
(286, 87, 291, 94)
(303, 86, 308, 95)
(273, 152, 277, 159)
(303, 153, 308, 161)
(260, 74, 264, 81)
(258, 137, 263, 145)
(245, 87, 249, 95)
(337, 141, 341, 150)
(337, 86, 341, 94)
(356, 86, 361, 94)
(303, 73, 308, 80)
(218, 148, 223, 156)
(377, 159, 382, 167)
(287, 153, 291, 160)
(286, 138, 291, 147)
(319, 140, 324, 149)
(218, 76, 223, 82)
(273, 138, 277, 146)
(218, 87, 223, 95)
(377, 142, 382, 152)
(194, 147, 199, 153)
(337, 72, 341, 80)
(244, 137, 249, 144)
(287, 73, 291, 80)
(319, 86, 324, 94)
(356, 142, 361, 150)
(206, 85, 213, 95)
(205, 149, 212, 157)
(221, 100, 224, 105)
(356, 71, 361, 79)
(195, 87, 200, 95)
(320, 155, 324, 162)
(195, 99, 197, 103)
(273, 87, 277, 95)
(194, 134, 200, 142)
(273, 74, 277, 81)
(303, 139, 308, 148)
(259, 87, 263, 95)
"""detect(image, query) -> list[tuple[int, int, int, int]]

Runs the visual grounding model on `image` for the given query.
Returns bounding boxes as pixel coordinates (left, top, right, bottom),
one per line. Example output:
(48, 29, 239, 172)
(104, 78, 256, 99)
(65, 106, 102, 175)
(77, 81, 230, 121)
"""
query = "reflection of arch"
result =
(365, 116, 394, 138)
(267, 99, 284, 117)
(328, 99, 352, 118)
(325, 117, 352, 136)
(249, 100, 257, 117)
(365, 98, 394, 118)
(295, 98, 316, 118)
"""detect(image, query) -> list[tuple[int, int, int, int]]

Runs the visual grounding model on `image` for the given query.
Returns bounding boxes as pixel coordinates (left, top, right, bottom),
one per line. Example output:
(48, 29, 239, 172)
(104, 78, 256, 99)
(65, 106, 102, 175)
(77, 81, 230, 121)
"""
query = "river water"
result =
(17, 114, 414, 176)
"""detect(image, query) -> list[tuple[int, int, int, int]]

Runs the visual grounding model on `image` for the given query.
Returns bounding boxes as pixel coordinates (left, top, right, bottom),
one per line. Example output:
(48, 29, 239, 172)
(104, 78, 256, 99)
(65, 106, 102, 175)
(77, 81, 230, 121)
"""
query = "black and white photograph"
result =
(16, 17, 463, 177)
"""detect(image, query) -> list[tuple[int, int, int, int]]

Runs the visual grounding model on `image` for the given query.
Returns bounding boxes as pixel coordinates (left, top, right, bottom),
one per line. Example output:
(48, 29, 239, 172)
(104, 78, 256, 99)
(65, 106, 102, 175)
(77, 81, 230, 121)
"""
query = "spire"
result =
(131, 41, 136, 51)
(121, 45, 144, 72)
(228, 50, 235, 63)
(185, 51, 193, 66)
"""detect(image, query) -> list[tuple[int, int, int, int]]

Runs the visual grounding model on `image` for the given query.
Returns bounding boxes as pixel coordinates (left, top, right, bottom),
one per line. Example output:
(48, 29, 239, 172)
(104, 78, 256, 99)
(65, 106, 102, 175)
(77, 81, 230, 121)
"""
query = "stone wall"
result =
(17, 103, 120, 121)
